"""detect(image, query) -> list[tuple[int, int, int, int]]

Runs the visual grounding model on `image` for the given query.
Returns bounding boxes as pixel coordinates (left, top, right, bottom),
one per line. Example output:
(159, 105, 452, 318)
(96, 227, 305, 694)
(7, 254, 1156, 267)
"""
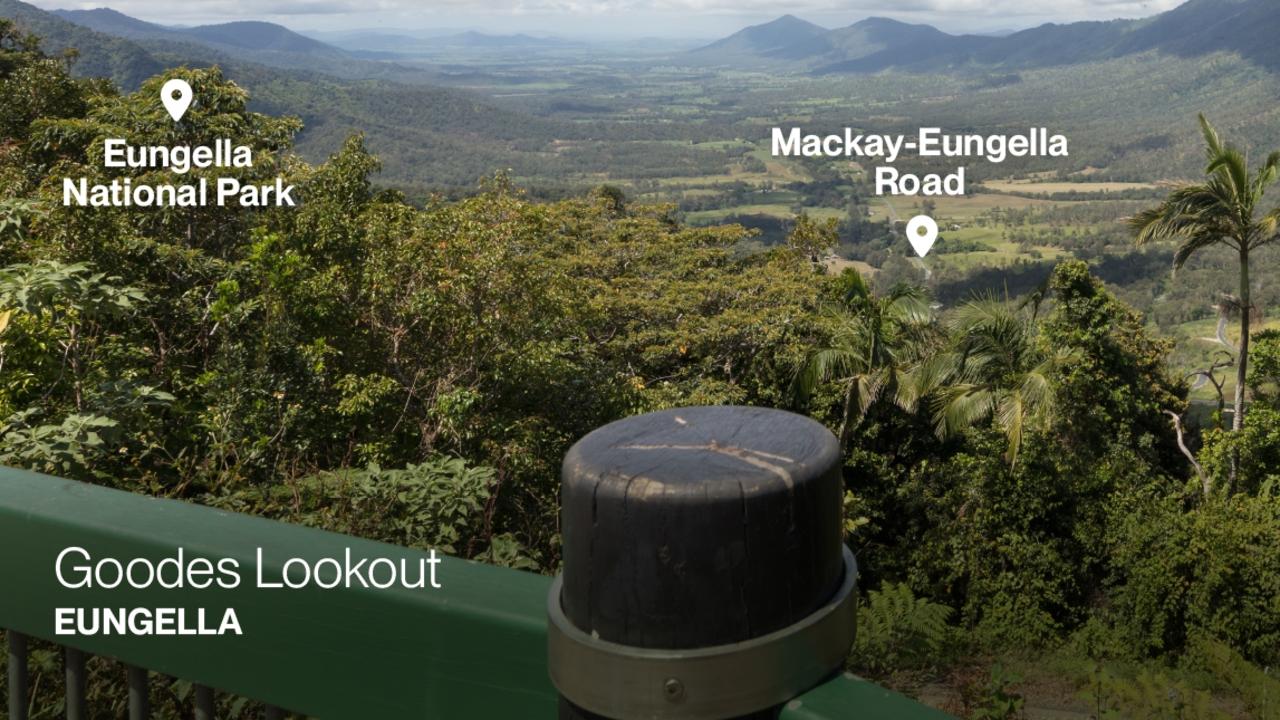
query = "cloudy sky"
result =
(29, 0, 1187, 38)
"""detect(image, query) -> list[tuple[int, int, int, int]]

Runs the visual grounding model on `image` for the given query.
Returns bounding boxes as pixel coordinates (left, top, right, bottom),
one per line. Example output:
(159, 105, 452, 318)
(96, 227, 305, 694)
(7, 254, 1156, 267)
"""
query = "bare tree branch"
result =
(1165, 409, 1208, 496)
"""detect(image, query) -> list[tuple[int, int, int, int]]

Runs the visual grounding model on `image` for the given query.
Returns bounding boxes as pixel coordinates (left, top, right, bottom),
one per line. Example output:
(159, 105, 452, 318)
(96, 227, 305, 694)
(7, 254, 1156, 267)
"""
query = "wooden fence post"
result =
(549, 406, 857, 719)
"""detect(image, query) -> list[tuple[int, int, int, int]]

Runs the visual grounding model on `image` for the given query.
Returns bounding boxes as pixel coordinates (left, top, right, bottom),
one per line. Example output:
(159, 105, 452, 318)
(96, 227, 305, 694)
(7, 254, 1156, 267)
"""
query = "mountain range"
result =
(52, 10, 583, 60)
(691, 0, 1280, 73)
(53, 9, 338, 55)
(40, 6, 438, 83)
(4, 0, 1279, 191)
(311, 29, 584, 59)
(0, 0, 589, 189)
(19, 0, 1280, 84)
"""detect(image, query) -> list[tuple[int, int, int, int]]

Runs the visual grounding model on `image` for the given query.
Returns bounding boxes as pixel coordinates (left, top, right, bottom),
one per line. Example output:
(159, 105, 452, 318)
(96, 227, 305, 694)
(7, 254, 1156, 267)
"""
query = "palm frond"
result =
(888, 366, 925, 413)
(884, 283, 933, 324)
(1018, 364, 1055, 413)
(1128, 187, 1209, 244)
(792, 347, 861, 403)
(1249, 150, 1280, 202)
(1198, 114, 1223, 160)
(1129, 178, 1242, 257)
(1205, 146, 1250, 207)
(905, 351, 961, 403)
(996, 390, 1024, 464)
(1173, 234, 1227, 270)
(841, 269, 872, 308)
(933, 384, 996, 440)
(1256, 207, 1280, 250)
(854, 371, 888, 418)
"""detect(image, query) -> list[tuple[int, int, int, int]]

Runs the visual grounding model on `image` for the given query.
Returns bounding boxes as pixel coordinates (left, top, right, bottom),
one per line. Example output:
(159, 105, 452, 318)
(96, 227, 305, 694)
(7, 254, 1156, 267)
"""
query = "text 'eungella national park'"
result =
(62, 139, 296, 208)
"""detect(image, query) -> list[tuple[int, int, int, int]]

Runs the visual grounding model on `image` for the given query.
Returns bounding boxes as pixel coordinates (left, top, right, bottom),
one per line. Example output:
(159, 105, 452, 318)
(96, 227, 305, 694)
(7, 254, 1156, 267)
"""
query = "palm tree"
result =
(921, 296, 1075, 467)
(1130, 114, 1280, 433)
(793, 271, 933, 454)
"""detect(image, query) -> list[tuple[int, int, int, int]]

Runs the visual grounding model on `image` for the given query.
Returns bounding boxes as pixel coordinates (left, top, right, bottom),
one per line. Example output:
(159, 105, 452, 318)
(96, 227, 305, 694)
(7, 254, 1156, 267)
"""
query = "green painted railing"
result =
(0, 467, 952, 719)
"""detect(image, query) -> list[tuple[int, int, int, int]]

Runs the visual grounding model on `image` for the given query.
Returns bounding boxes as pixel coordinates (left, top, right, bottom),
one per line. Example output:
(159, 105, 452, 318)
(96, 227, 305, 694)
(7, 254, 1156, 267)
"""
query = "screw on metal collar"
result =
(547, 546, 858, 719)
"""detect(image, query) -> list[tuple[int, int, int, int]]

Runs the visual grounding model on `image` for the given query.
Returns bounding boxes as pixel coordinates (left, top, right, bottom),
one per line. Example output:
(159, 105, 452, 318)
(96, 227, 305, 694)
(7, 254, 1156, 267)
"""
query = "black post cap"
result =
(559, 405, 844, 651)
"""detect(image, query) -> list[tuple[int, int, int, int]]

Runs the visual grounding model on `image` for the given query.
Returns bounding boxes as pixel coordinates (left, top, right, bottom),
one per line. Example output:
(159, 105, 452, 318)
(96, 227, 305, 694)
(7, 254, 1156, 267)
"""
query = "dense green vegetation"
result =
(3, 5, 1280, 717)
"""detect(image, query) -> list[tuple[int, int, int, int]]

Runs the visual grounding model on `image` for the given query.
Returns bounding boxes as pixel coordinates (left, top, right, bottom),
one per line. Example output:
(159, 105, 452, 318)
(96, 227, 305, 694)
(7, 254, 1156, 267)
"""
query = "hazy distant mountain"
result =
(696, 0, 1280, 73)
(441, 31, 574, 48)
(689, 14, 831, 63)
(50, 7, 163, 37)
(315, 30, 429, 53)
(818, 17, 987, 72)
(960, 0, 1280, 71)
(1112, 0, 1280, 68)
(180, 21, 343, 55)
(958, 20, 1130, 70)
(43, 6, 457, 84)
(825, 18, 946, 59)
(52, 7, 355, 72)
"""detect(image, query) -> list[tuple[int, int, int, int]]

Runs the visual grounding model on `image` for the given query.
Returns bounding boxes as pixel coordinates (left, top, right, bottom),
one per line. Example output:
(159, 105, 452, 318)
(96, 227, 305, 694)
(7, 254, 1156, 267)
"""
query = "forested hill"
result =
(43, 4, 443, 83)
(1, 0, 729, 191)
(686, 14, 830, 64)
(0, 0, 161, 87)
(0, 0, 585, 190)
(692, 0, 1280, 73)
(50, 9, 363, 76)
(53, 10, 337, 54)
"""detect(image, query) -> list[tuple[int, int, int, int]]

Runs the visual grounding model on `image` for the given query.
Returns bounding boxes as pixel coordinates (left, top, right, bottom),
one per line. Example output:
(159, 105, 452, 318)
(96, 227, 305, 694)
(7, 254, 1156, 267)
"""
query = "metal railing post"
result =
(194, 685, 216, 720)
(548, 406, 857, 720)
(7, 630, 29, 720)
(65, 647, 88, 720)
(127, 665, 150, 720)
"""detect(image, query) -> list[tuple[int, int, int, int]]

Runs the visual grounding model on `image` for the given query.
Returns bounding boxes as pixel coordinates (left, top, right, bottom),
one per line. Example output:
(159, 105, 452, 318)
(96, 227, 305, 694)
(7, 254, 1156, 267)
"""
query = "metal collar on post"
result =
(547, 546, 858, 720)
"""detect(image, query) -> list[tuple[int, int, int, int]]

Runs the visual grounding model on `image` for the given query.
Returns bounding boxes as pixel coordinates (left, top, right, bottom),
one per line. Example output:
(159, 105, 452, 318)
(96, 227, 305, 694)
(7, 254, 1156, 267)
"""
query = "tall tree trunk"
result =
(836, 380, 856, 457)
(1234, 248, 1250, 432)
(1229, 248, 1250, 493)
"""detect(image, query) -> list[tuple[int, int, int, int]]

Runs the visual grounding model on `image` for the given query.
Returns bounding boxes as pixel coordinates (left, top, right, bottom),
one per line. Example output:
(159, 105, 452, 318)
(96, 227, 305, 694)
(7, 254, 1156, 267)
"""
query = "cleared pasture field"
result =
(823, 257, 878, 277)
(885, 194, 1074, 220)
(980, 180, 1158, 194)
(931, 245, 1068, 271)
(685, 204, 845, 223)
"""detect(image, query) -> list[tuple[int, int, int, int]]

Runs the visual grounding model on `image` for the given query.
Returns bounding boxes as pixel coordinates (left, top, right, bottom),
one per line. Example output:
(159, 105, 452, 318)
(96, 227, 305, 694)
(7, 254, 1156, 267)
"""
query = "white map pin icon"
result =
(906, 215, 938, 257)
(161, 79, 193, 122)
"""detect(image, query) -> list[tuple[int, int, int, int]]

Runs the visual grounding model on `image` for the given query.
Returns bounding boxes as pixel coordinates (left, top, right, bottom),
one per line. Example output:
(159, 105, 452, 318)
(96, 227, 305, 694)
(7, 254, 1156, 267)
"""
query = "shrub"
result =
(204, 456, 537, 565)
(1080, 666, 1228, 720)
(850, 582, 955, 674)
(1195, 636, 1280, 720)
(1199, 405, 1280, 495)
(1107, 492, 1280, 665)
(958, 663, 1025, 720)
